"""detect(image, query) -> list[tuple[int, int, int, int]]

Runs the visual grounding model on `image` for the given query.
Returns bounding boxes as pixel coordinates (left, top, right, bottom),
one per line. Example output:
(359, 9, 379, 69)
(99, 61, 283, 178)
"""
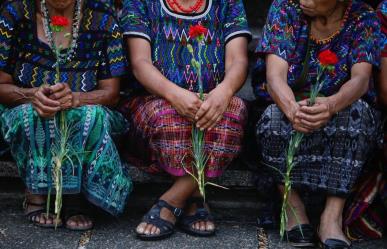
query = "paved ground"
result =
(0, 190, 386, 249)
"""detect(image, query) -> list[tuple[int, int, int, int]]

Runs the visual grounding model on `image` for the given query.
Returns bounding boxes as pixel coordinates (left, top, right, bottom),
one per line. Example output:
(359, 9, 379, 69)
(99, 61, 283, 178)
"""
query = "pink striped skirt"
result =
(119, 95, 247, 178)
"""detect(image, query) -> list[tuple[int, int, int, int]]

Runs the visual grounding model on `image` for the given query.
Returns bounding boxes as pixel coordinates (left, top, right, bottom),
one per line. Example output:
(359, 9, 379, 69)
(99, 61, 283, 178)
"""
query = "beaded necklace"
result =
(166, 0, 205, 14)
(40, 0, 83, 64)
(310, 0, 352, 45)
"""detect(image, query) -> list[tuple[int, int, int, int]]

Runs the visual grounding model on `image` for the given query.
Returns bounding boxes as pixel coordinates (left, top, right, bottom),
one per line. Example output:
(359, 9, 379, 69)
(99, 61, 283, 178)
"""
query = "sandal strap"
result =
(187, 197, 205, 209)
(140, 199, 181, 234)
(155, 200, 183, 218)
(26, 209, 46, 220)
(181, 198, 214, 227)
(23, 197, 46, 209)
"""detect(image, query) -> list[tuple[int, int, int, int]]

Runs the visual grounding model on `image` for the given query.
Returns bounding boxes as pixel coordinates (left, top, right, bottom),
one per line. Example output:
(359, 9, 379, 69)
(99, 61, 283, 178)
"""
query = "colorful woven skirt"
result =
(256, 99, 382, 196)
(119, 95, 248, 178)
(0, 104, 133, 216)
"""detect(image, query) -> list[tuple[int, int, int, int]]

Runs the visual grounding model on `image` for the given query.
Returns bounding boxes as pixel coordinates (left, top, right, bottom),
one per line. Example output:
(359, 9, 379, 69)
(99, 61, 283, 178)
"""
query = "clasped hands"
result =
(171, 84, 232, 131)
(288, 97, 334, 133)
(32, 83, 78, 118)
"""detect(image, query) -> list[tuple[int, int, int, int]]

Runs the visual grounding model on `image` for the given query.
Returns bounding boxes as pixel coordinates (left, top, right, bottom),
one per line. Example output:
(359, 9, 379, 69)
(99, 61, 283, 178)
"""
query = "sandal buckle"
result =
(173, 208, 182, 217)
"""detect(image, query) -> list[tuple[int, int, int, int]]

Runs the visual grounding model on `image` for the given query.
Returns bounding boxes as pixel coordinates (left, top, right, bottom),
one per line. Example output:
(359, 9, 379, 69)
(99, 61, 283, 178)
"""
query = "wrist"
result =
(284, 100, 299, 122)
(216, 83, 234, 99)
(72, 92, 81, 108)
(326, 95, 338, 115)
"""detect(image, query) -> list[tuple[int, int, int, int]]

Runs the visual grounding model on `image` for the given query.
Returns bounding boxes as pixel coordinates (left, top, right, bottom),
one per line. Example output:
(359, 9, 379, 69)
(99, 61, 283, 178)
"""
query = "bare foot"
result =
(66, 214, 93, 230)
(136, 199, 183, 236)
(24, 193, 62, 227)
(185, 201, 215, 232)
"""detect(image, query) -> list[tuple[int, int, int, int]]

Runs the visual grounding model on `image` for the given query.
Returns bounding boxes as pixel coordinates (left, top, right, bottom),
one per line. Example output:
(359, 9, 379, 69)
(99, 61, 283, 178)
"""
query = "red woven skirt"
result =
(119, 95, 247, 178)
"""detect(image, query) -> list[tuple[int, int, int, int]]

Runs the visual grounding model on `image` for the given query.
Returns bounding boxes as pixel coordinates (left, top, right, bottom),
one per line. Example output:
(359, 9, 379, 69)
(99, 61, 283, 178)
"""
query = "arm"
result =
(0, 71, 36, 106)
(0, 71, 61, 117)
(378, 58, 387, 106)
(265, 54, 299, 122)
(195, 37, 249, 130)
(326, 63, 371, 113)
(127, 37, 202, 121)
(49, 78, 121, 109)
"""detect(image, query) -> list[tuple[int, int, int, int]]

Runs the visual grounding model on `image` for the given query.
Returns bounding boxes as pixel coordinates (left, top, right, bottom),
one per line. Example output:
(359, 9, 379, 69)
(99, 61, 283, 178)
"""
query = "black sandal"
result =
(63, 195, 94, 231)
(178, 197, 216, 237)
(23, 198, 62, 228)
(136, 199, 183, 241)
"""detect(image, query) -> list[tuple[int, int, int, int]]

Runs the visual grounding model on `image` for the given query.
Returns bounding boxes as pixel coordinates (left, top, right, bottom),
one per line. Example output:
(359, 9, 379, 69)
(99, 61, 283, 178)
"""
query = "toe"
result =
(150, 225, 158, 235)
(206, 221, 215, 231)
(199, 221, 206, 231)
(194, 222, 201, 231)
(136, 222, 147, 234)
(144, 224, 152, 235)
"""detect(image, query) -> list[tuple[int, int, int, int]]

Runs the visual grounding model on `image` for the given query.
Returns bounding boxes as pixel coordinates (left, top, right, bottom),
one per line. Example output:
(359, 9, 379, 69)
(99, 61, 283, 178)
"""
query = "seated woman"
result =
(254, 0, 381, 248)
(119, 0, 251, 240)
(0, 0, 132, 230)
(344, 0, 387, 241)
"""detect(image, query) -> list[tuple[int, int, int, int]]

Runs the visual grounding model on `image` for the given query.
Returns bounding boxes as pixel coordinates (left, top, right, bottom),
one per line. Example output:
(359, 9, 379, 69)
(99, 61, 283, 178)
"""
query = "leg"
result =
(319, 196, 350, 245)
(66, 105, 131, 229)
(278, 186, 310, 230)
(136, 175, 197, 236)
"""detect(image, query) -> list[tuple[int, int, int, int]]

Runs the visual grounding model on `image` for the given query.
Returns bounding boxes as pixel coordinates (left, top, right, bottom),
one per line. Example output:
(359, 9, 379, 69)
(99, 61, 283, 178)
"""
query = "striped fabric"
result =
(119, 95, 247, 178)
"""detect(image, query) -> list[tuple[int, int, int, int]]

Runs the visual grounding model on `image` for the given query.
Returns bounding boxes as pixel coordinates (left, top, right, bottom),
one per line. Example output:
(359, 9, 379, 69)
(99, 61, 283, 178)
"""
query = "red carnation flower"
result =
(318, 50, 339, 66)
(189, 24, 208, 39)
(51, 16, 69, 27)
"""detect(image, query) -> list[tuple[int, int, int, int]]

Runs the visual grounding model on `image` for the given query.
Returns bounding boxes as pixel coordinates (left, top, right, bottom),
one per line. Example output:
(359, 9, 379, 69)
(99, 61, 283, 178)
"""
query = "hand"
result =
(284, 101, 313, 133)
(195, 84, 233, 131)
(32, 85, 61, 118)
(49, 83, 76, 110)
(169, 88, 203, 121)
(295, 97, 333, 132)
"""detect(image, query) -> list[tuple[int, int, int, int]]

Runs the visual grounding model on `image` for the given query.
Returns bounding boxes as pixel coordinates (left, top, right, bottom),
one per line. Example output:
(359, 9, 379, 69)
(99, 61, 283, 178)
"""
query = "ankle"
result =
(321, 212, 342, 227)
(159, 196, 185, 209)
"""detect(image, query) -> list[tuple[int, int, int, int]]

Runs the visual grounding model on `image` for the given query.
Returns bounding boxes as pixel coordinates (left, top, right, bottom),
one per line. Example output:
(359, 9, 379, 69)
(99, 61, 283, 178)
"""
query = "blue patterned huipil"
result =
(255, 0, 382, 196)
(120, 0, 251, 93)
(0, 0, 132, 215)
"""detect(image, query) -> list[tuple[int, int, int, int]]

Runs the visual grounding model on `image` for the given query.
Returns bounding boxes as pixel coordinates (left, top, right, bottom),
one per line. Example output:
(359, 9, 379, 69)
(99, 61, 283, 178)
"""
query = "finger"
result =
(50, 88, 72, 101)
(49, 83, 66, 93)
(300, 104, 328, 115)
(36, 91, 61, 107)
(198, 109, 218, 130)
(32, 104, 53, 118)
(293, 124, 312, 134)
(201, 111, 221, 130)
(298, 99, 309, 106)
(59, 95, 73, 106)
(208, 115, 223, 130)
(299, 118, 323, 130)
(195, 102, 210, 121)
(33, 98, 60, 114)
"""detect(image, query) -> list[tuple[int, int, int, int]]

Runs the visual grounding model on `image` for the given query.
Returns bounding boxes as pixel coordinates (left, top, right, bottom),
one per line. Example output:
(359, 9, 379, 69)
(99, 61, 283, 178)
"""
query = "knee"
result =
(256, 104, 289, 136)
(334, 100, 380, 134)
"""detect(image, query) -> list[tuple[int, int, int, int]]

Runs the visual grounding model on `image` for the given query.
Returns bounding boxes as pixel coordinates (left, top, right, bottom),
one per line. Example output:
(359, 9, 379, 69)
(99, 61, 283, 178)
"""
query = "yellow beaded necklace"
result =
(310, 0, 352, 45)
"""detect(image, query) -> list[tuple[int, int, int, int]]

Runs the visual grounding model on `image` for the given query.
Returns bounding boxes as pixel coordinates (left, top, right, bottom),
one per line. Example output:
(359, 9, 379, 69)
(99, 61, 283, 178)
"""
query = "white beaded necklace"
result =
(40, 0, 83, 65)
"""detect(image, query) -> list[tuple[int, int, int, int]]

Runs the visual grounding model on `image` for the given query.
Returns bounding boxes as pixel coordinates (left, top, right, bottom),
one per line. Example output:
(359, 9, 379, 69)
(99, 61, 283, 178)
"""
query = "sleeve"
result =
(377, 2, 387, 57)
(350, 10, 381, 67)
(0, 2, 20, 73)
(97, 15, 128, 80)
(223, 0, 252, 44)
(120, 0, 151, 42)
(255, 0, 297, 62)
